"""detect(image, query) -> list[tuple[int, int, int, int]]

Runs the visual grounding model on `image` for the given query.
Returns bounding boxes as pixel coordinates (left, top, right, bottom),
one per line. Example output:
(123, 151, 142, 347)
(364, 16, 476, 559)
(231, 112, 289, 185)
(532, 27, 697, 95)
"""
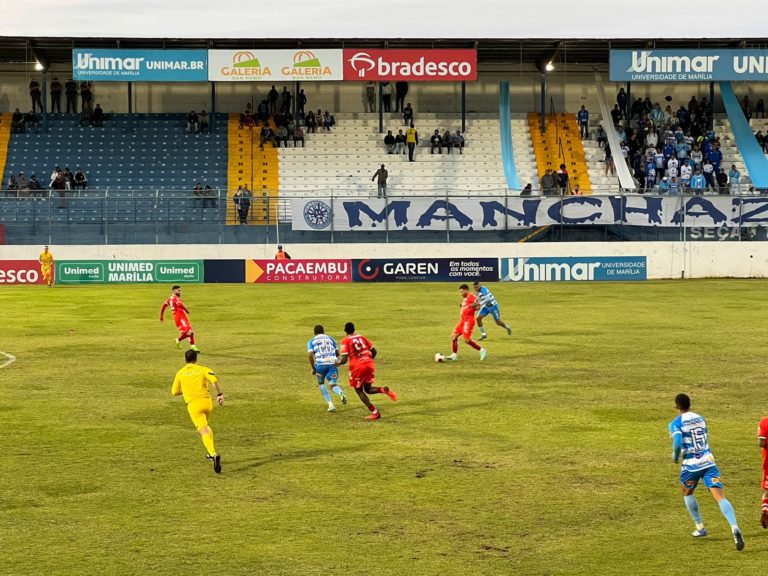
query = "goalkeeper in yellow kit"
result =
(172, 349, 224, 473)
(39, 245, 54, 287)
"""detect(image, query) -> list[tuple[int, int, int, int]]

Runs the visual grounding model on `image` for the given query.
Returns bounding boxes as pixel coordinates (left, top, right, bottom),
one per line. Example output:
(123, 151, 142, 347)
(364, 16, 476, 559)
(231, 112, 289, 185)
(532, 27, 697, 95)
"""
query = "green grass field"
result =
(1, 280, 767, 576)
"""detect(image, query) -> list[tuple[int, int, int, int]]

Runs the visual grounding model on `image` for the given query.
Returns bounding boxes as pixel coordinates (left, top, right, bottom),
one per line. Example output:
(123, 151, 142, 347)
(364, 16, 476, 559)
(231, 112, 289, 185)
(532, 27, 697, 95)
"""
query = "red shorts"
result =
(453, 318, 475, 339)
(348, 362, 375, 389)
(175, 316, 192, 333)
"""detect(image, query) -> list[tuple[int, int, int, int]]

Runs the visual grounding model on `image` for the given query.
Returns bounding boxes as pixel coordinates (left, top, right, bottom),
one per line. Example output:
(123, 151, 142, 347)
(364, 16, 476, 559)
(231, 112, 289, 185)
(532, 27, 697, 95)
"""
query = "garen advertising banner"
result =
(501, 257, 647, 282)
(56, 260, 203, 284)
(246, 259, 352, 283)
(72, 49, 208, 82)
(0, 260, 47, 285)
(291, 196, 768, 231)
(208, 49, 343, 82)
(353, 258, 498, 282)
(610, 49, 768, 82)
(343, 49, 477, 81)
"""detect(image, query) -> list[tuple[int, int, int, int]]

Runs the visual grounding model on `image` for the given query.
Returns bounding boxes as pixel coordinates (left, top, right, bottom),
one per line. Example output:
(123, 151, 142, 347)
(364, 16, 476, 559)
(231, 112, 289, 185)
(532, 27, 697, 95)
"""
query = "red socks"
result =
(178, 333, 189, 342)
(467, 340, 481, 351)
(367, 405, 379, 414)
(452, 340, 458, 353)
(189, 333, 196, 345)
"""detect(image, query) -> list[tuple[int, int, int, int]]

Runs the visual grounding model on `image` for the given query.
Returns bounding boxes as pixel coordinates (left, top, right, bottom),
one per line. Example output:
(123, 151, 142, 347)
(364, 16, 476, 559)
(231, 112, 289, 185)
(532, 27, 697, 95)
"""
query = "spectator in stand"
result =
(395, 129, 406, 155)
(520, 183, 533, 196)
(17, 172, 28, 192)
(79, 100, 93, 127)
(680, 160, 692, 193)
(322, 111, 335, 132)
(52, 171, 67, 207)
(439, 129, 450, 154)
(756, 98, 765, 119)
(203, 185, 216, 208)
(193, 182, 204, 208)
(595, 124, 607, 148)
(577, 105, 589, 139)
(571, 184, 582, 195)
(260, 124, 275, 148)
(540, 169, 557, 196)
(610, 104, 622, 128)
(728, 165, 741, 195)
(280, 87, 292, 115)
(403, 103, 414, 127)
(384, 130, 396, 154)
(690, 168, 705, 195)
(604, 144, 615, 176)
(305, 110, 316, 133)
(49, 166, 61, 188)
(620, 141, 630, 169)
(11, 108, 24, 133)
(690, 144, 703, 169)
(406, 123, 418, 162)
(297, 89, 307, 118)
(65, 78, 78, 113)
(617, 87, 627, 118)
(50, 77, 63, 113)
(275, 244, 291, 259)
(658, 176, 670, 194)
(80, 81, 92, 111)
(395, 81, 408, 112)
(365, 82, 376, 113)
(29, 79, 42, 113)
(293, 124, 305, 147)
(645, 157, 657, 191)
(646, 126, 658, 148)
(371, 164, 388, 198)
(756, 131, 767, 153)
(716, 169, 728, 194)
(676, 105, 691, 131)
(669, 176, 681, 196)
(450, 130, 465, 155)
(199, 111, 209, 134)
(257, 100, 269, 124)
(430, 130, 443, 154)
(702, 158, 716, 193)
(268, 85, 279, 115)
(28, 175, 42, 196)
(233, 185, 252, 224)
(7, 175, 18, 196)
(741, 95, 752, 121)
(275, 124, 289, 147)
(25, 109, 39, 133)
(708, 143, 723, 175)
(630, 98, 643, 122)
(186, 110, 199, 133)
(688, 96, 699, 119)
(667, 154, 679, 182)
(381, 82, 392, 112)
(616, 125, 627, 145)
(314, 109, 325, 131)
(74, 167, 87, 189)
(63, 167, 75, 190)
(557, 164, 570, 194)
(92, 104, 105, 128)
(650, 102, 665, 127)
(240, 103, 254, 128)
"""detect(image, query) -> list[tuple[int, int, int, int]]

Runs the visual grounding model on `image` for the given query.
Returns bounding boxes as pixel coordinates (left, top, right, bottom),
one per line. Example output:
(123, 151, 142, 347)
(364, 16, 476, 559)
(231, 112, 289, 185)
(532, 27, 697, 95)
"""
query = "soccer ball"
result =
(434, 353, 446, 363)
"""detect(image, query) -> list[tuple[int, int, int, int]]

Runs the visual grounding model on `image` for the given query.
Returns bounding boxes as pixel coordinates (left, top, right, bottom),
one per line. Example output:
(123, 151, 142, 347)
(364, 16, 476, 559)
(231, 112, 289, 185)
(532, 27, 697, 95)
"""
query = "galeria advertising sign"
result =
(610, 49, 768, 82)
(56, 261, 203, 284)
(343, 49, 477, 81)
(353, 258, 498, 282)
(208, 49, 343, 82)
(72, 49, 208, 81)
(0, 261, 47, 285)
(501, 257, 647, 282)
(246, 259, 352, 283)
(291, 196, 768, 231)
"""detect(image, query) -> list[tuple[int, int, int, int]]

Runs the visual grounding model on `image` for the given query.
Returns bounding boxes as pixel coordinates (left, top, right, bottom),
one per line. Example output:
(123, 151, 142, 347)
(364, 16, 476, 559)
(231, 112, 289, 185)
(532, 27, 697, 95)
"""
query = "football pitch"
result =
(1, 280, 766, 576)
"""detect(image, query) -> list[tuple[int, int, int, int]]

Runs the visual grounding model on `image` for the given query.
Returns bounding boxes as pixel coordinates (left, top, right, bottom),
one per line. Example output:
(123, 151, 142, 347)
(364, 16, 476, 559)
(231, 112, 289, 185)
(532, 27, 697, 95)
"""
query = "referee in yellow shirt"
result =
(172, 349, 224, 473)
(39, 245, 54, 287)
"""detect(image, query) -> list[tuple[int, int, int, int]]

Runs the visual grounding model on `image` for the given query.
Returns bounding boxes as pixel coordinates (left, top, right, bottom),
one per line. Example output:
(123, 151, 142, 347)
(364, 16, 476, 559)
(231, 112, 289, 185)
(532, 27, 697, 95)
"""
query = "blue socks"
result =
(330, 383, 344, 398)
(318, 384, 331, 403)
(684, 495, 702, 524)
(718, 499, 739, 530)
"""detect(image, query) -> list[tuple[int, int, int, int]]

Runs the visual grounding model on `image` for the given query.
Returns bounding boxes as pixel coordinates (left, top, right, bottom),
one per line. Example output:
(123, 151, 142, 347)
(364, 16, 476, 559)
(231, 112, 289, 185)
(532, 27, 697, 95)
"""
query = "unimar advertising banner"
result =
(343, 49, 477, 81)
(246, 259, 352, 283)
(72, 49, 208, 82)
(353, 258, 498, 282)
(292, 196, 768, 232)
(610, 49, 768, 82)
(56, 261, 203, 284)
(0, 260, 47, 285)
(501, 257, 647, 282)
(208, 49, 343, 82)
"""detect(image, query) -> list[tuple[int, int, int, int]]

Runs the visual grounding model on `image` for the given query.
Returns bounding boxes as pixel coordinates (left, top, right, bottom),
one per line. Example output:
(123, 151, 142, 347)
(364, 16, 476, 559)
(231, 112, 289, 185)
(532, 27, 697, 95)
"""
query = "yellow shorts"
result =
(41, 265, 52, 278)
(187, 398, 213, 431)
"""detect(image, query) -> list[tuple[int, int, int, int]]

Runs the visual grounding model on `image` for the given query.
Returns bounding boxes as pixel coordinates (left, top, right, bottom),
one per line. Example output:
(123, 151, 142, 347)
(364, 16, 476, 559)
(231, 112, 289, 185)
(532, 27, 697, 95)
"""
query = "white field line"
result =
(0, 351, 17, 370)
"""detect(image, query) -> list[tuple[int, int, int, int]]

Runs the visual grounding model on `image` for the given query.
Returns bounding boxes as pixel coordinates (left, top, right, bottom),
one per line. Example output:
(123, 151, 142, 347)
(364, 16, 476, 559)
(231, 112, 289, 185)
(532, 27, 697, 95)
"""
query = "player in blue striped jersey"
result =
(307, 325, 347, 412)
(472, 282, 511, 340)
(669, 393, 744, 550)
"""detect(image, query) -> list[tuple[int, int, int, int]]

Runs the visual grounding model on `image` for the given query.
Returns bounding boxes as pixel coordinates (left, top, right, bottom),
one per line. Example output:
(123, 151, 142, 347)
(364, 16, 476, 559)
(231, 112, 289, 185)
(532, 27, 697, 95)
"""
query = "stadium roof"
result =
(0, 37, 764, 68)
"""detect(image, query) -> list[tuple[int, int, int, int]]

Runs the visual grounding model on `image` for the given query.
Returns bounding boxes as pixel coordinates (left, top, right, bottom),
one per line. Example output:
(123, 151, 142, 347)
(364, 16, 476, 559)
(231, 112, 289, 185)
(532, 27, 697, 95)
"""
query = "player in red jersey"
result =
(160, 285, 199, 352)
(758, 417, 768, 528)
(447, 284, 487, 362)
(336, 322, 397, 420)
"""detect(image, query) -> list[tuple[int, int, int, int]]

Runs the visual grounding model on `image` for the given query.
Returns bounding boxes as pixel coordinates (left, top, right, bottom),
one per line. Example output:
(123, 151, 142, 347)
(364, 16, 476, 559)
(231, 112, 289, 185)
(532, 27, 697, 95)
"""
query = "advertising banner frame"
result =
(208, 49, 344, 82)
(610, 49, 768, 82)
(56, 260, 203, 284)
(352, 258, 499, 282)
(72, 49, 208, 82)
(342, 49, 478, 82)
(501, 257, 647, 282)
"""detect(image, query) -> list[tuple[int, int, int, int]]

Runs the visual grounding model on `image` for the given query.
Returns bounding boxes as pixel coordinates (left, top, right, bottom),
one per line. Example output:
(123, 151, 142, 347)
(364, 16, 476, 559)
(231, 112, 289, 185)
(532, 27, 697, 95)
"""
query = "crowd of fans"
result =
(5, 166, 88, 198)
(14, 79, 105, 130)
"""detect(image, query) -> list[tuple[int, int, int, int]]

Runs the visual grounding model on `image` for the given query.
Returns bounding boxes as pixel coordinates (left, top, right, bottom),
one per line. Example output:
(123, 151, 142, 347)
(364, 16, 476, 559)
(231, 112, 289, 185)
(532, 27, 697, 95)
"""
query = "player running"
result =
(758, 416, 768, 528)
(39, 245, 54, 287)
(171, 349, 224, 474)
(669, 393, 744, 550)
(336, 322, 397, 420)
(308, 325, 347, 412)
(447, 284, 487, 362)
(160, 285, 199, 352)
(472, 281, 511, 339)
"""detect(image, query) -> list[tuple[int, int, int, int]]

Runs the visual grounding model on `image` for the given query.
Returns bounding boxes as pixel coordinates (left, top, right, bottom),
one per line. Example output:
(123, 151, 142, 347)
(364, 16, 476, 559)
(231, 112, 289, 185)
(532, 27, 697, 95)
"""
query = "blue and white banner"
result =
(291, 196, 768, 231)
(73, 49, 208, 81)
(501, 257, 647, 282)
(610, 49, 768, 82)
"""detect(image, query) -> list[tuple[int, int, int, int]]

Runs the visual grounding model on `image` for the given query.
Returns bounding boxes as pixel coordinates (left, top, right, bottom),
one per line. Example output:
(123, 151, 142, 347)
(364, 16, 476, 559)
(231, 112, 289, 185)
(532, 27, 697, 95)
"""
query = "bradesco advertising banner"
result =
(246, 259, 352, 283)
(353, 259, 498, 282)
(501, 257, 647, 283)
(291, 196, 768, 231)
(72, 49, 208, 82)
(208, 49, 343, 82)
(56, 261, 203, 284)
(0, 261, 47, 285)
(343, 49, 477, 81)
(610, 49, 768, 82)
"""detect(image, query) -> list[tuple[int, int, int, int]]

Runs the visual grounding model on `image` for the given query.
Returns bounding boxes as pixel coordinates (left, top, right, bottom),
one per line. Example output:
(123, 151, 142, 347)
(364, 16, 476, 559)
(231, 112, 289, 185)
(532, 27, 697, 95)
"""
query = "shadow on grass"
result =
(225, 443, 369, 472)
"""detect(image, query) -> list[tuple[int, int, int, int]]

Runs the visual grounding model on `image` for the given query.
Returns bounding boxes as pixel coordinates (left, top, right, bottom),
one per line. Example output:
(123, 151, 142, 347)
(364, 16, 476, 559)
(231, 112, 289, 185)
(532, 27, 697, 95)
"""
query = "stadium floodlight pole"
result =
(42, 70, 48, 134)
(709, 82, 715, 130)
(378, 85, 383, 134)
(461, 81, 466, 133)
(540, 72, 546, 134)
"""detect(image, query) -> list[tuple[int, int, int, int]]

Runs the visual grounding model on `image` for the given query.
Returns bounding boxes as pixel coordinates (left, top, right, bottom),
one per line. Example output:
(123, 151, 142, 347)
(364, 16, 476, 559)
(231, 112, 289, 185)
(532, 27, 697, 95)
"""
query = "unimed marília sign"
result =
(56, 261, 203, 284)
(343, 49, 477, 81)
